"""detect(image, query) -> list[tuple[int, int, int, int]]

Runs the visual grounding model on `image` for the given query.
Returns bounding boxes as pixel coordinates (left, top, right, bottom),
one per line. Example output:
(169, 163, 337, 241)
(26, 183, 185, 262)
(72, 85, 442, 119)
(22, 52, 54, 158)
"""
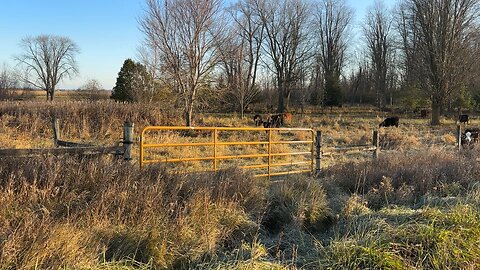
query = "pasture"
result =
(0, 100, 479, 269)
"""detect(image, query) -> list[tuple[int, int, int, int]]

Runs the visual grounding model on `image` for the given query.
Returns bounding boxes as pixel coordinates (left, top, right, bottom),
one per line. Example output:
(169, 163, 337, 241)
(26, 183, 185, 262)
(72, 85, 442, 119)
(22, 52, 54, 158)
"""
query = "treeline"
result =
(109, 0, 480, 125)
(3, 0, 476, 126)
(0, 62, 106, 100)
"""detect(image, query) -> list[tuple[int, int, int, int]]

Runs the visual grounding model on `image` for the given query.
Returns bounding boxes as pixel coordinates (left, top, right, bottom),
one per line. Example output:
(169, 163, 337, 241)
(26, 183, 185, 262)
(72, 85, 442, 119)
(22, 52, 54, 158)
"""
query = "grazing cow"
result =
(379, 116, 399, 128)
(461, 128, 480, 148)
(459, 114, 469, 124)
(269, 114, 283, 128)
(260, 114, 281, 128)
(262, 120, 272, 128)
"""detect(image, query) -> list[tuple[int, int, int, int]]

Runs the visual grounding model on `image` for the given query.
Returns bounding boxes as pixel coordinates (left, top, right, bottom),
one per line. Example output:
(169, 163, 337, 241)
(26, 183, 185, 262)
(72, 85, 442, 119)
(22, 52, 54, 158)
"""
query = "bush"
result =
(262, 176, 331, 234)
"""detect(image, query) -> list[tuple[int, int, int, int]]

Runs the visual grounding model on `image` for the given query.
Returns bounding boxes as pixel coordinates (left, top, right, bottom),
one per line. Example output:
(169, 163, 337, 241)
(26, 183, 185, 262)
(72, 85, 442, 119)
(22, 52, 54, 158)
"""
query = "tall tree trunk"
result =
(185, 108, 193, 127)
(240, 102, 245, 119)
(285, 83, 291, 112)
(277, 80, 285, 113)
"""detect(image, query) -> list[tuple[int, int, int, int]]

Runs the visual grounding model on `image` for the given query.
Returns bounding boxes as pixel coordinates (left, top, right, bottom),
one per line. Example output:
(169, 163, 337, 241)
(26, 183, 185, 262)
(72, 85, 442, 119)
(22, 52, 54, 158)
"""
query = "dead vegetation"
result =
(0, 102, 480, 269)
(2, 148, 480, 269)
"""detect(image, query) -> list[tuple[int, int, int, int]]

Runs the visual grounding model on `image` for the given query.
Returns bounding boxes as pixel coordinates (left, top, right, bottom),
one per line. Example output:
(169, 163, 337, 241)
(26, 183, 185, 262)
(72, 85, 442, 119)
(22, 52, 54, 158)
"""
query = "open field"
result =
(1, 89, 112, 101)
(1, 101, 480, 269)
(0, 100, 463, 170)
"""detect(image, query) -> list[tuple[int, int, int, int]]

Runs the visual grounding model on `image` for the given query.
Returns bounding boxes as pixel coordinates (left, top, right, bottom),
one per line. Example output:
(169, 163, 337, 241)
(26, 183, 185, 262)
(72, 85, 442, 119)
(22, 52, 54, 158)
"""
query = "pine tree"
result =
(111, 59, 153, 102)
(111, 59, 136, 102)
(324, 72, 343, 106)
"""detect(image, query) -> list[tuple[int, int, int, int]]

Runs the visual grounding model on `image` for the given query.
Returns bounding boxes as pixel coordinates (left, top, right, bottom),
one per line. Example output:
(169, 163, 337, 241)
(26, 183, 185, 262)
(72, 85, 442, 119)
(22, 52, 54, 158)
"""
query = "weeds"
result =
(324, 149, 480, 209)
(1, 103, 480, 269)
(0, 157, 263, 269)
(0, 100, 179, 147)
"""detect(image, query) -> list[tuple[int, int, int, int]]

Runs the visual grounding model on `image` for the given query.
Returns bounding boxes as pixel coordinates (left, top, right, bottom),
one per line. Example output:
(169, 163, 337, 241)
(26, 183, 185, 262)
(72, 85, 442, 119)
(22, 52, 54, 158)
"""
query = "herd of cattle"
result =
(252, 113, 479, 148)
(459, 114, 479, 147)
(253, 113, 293, 128)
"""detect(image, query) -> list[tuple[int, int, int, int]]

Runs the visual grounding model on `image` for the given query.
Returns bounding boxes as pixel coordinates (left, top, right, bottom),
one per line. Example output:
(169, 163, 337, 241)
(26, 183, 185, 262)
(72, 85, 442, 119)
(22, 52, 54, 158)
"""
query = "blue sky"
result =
(0, 0, 396, 90)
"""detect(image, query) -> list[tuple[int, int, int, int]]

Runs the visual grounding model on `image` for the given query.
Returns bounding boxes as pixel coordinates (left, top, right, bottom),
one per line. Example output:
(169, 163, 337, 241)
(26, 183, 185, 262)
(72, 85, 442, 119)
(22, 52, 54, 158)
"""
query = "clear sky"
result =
(0, 0, 396, 90)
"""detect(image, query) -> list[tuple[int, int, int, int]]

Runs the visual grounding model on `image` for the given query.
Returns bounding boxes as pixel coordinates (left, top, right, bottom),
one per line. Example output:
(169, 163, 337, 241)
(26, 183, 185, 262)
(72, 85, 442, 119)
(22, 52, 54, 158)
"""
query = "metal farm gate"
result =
(140, 126, 315, 177)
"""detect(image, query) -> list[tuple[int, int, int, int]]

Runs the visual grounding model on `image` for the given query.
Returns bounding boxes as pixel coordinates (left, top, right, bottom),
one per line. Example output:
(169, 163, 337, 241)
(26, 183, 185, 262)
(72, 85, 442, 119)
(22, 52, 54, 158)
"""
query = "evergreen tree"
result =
(324, 72, 343, 106)
(111, 59, 136, 102)
(111, 59, 153, 102)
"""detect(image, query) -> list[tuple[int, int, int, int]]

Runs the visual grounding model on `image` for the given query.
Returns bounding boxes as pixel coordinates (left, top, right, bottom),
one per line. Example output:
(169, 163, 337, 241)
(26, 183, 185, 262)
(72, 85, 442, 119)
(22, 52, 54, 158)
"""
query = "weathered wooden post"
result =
(52, 117, 60, 147)
(456, 125, 462, 151)
(373, 129, 380, 159)
(123, 122, 134, 161)
(315, 130, 322, 173)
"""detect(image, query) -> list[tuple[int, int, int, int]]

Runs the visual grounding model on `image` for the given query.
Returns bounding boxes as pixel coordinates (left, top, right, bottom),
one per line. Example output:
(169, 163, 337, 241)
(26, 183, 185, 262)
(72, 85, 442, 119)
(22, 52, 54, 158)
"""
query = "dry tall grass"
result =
(0, 157, 259, 269)
(1, 102, 480, 269)
(324, 149, 480, 209)
(0, 156, 333, 269)
(0, 100, 179, 148)
(316, 149, 480, 269)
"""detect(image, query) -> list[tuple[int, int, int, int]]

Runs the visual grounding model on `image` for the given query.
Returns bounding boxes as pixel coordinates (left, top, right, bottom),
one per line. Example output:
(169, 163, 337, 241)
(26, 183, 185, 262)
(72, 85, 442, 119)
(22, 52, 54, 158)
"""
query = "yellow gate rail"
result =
(140, 126, 315, 177)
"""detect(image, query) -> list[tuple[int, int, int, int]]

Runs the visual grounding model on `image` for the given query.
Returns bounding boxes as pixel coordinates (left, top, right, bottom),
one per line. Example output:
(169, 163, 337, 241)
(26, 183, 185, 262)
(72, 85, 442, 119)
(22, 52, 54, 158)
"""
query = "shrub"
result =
(262, 176, 331, 234)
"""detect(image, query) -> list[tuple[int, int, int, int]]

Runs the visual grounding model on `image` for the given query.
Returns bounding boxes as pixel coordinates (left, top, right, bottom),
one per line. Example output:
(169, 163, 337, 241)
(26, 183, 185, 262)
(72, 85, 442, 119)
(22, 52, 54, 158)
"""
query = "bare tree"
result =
(255, 0, 313, 113)
(81, 79, 103, 91)
(0, 64, 18, 90)
(218, 0, 264, 117)
(397, 0, 480, 125)
(307, 60, 324, 106)
(140, 0, 224, 126)
(363, 0, 394, 109)
(346, 61, 375, 104)
(137, 36, 163, 102)
(0, 64, 19, 100)
(315, 0, 353, 107)
(15, 35, 79, 101)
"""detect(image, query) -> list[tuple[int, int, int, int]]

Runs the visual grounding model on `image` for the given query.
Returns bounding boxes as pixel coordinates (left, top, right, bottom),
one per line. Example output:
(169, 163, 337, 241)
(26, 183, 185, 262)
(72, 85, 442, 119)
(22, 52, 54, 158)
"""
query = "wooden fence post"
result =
(456, 125, 462, 151)
(373, 130, 380, 159)
(52, 118, 60, 147)
(315, 130, 322, 173)
(123, 122, 134, 161)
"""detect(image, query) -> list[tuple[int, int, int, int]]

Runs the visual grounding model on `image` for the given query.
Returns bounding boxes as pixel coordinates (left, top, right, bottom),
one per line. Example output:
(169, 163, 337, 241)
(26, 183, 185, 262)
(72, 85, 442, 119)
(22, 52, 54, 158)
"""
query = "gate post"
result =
(456, 125, 462, 151)
(315, 130, 322, 173)
(123, 122, 134, 161)
(52, 117, 60, 147)
(373, 129, 380, 159)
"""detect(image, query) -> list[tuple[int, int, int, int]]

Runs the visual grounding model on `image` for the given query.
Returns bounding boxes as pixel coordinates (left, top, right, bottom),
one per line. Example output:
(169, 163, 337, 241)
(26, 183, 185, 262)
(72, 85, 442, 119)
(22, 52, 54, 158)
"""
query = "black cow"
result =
(269, 114, 284, 128)
(253, 114, 263, 126)
(260, 114, 280, 128)
(461, 128, 480, 148)
(379, 116, 399, 128)
(459, 114, 469, 124)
